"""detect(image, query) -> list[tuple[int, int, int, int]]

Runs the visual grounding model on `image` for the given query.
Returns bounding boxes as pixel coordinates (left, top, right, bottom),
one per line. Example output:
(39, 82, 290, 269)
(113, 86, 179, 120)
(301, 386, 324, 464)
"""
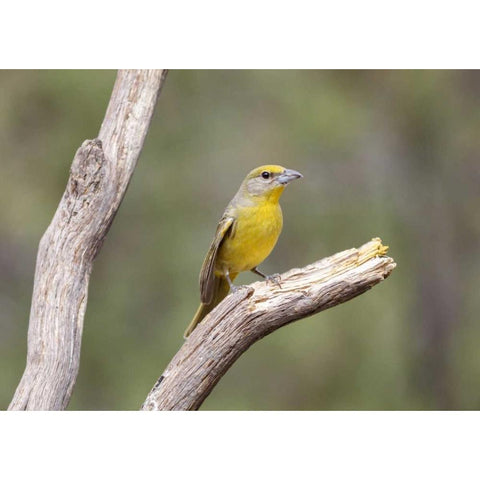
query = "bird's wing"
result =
(199, 214, 235, 304)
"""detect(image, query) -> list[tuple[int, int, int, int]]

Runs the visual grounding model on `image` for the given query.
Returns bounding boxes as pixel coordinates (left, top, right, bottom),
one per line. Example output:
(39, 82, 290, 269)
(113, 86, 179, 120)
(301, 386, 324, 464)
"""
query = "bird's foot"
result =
(250, 267, 282, 288)
(265, 273, 282, 288)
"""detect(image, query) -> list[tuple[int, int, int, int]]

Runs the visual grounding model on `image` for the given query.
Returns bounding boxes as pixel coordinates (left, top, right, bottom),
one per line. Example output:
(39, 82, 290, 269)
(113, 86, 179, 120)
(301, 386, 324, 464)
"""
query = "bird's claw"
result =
(266, 273, 282, 288)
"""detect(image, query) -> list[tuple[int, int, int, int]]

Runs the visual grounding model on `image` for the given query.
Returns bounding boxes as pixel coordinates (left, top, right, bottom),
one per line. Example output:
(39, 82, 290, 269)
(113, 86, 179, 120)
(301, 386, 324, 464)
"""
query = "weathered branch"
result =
(9, 69, 168, 410)
(142, 238, 396, 411)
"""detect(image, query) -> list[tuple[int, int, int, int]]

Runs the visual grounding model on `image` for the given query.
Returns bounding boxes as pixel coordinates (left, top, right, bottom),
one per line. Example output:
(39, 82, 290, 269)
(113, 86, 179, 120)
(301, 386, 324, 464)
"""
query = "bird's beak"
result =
(278, 169, 303, 185)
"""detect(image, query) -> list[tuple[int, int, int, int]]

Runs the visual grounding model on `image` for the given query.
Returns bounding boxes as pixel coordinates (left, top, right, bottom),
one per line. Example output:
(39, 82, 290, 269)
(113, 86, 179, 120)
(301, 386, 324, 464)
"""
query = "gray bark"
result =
(9, 69, 168, 410)
(142, 238, 396, 411)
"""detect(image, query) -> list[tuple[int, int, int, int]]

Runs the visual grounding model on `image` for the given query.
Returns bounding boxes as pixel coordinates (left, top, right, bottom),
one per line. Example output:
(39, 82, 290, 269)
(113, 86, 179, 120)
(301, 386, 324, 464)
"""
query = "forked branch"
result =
(142, 237, 396, 411)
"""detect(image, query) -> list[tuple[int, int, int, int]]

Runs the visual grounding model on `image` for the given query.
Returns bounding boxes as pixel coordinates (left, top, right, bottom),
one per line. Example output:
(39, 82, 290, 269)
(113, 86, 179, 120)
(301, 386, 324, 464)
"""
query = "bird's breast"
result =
(216, 201, 283, 274)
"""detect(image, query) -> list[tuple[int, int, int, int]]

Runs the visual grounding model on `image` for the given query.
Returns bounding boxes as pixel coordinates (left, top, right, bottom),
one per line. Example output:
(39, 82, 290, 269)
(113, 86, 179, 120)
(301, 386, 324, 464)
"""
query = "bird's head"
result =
(241, 165, 303, 201)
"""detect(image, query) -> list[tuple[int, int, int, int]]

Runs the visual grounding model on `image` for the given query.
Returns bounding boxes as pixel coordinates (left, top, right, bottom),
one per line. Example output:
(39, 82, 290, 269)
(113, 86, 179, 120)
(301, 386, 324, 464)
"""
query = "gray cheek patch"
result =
(247, 177, 269, 196)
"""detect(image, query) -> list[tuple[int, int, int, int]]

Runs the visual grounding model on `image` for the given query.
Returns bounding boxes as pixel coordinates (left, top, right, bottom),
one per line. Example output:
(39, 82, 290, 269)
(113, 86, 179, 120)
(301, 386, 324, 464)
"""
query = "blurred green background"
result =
(1, 70, 479, 410)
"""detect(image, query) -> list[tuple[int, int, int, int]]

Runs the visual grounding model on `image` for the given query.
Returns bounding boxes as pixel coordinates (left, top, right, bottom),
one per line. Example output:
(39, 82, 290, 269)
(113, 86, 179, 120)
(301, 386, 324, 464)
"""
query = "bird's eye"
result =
(261, 171, 270, 179)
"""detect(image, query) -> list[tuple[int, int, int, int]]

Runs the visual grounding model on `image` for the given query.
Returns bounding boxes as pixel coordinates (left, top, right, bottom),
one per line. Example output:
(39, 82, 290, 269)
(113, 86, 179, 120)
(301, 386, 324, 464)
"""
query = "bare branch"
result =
(142, 238, 396, 411)
(9, 70, 168, 410)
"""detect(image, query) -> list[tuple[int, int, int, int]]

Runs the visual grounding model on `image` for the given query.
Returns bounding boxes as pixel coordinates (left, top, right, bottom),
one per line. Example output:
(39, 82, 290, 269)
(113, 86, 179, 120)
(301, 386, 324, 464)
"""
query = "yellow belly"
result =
(215, 202, 283, 274)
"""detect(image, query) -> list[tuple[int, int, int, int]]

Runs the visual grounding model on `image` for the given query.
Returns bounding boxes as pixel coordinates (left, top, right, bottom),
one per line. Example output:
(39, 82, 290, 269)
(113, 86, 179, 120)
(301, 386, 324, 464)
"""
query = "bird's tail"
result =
(184, 275, 234, 339)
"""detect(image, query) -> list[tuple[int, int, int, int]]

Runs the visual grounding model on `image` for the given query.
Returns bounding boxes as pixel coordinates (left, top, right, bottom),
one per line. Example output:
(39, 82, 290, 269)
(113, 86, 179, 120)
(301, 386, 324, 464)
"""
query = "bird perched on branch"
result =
(184, 165, 302, 338)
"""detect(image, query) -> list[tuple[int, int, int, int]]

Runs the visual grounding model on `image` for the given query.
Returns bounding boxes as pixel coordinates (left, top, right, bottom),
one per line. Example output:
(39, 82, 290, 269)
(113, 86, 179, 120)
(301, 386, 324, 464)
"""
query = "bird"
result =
(184, 165, 302, 339)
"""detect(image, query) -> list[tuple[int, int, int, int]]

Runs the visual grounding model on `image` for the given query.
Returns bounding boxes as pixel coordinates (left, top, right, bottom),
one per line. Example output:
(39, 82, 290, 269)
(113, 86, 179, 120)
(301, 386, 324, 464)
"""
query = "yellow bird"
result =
(184, 165, 302, 338)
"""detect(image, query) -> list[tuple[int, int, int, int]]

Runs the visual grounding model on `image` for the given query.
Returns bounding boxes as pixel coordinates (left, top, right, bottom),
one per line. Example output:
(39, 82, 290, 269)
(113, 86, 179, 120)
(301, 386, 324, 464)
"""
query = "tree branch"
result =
(9, 69, 168, 410)
(142, 237, 396, 411)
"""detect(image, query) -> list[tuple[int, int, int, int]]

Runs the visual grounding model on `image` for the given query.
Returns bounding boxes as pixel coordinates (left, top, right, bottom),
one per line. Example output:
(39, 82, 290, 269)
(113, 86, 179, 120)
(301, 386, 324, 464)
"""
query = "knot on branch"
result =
(68, 138, 106, 198)
(39, 137, 114, 265)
